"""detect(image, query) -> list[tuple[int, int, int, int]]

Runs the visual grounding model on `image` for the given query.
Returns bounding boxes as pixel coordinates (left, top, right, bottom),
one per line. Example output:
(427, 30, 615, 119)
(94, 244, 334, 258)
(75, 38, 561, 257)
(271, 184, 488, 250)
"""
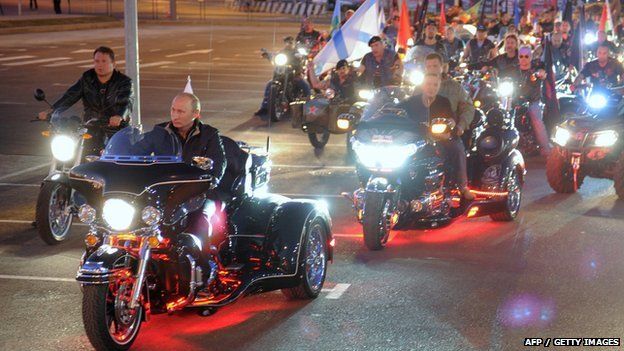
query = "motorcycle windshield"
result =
(361, 86, 412, 121)
(405, 45, 436, 64)
(101, 126, 183, 163)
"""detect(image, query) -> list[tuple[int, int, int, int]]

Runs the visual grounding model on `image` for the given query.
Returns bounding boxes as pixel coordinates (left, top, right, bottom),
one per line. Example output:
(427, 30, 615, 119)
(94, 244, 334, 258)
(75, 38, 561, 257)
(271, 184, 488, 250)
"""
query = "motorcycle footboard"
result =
(464, 199, 507, 218)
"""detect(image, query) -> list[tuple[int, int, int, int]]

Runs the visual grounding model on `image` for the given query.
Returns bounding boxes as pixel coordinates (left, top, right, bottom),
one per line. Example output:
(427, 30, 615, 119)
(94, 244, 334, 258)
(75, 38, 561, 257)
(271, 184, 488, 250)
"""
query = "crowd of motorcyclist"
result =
(247, 5, 624, 197)
(39, 3, 624, 204)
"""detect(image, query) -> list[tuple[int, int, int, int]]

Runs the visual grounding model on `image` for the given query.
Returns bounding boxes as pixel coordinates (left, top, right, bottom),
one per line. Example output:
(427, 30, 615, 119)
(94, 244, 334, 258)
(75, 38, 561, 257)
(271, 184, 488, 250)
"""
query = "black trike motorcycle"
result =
(344, 87, 526, 250)
(70, 126, 333, 350)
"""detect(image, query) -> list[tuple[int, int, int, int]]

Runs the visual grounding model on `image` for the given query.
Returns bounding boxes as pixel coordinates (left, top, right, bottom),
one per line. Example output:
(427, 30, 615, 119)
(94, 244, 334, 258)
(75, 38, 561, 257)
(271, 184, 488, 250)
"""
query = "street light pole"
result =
(125, 0, 141, 128)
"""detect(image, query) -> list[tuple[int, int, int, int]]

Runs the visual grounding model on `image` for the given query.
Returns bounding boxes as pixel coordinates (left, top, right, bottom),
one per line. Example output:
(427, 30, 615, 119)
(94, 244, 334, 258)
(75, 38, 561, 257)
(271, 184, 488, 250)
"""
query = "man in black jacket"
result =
(158, 92, 226, 185)
(39, 46, 133, 126)
(38, 46, 134, 158)
(398, 73, 474, 200)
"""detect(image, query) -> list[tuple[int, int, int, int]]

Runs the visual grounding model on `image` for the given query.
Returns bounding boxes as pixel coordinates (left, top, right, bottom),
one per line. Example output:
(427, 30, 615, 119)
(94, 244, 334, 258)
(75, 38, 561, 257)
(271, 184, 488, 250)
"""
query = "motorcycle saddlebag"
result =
(302, 98, 330, 133)
(290, 100, 306, 129)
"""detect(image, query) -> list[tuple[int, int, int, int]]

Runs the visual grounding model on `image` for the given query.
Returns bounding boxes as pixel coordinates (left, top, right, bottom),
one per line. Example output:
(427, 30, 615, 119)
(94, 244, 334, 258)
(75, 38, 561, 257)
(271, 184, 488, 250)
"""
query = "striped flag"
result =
(330, 0, 341, 36)
(313, 0, 383, 75)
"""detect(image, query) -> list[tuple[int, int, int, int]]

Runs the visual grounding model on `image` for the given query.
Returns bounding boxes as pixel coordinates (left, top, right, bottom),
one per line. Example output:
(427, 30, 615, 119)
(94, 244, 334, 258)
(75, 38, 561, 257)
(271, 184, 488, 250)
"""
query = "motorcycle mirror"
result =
(192, 156, 214, 171)
(34, 88, 46, 101)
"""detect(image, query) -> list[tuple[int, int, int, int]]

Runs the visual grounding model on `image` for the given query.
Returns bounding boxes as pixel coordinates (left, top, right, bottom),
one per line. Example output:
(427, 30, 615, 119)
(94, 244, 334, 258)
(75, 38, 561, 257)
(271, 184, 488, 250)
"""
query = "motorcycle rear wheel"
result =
(282, 217, 328, 299)
(490, 168, 523, 222)
(36, 182, 73, 245)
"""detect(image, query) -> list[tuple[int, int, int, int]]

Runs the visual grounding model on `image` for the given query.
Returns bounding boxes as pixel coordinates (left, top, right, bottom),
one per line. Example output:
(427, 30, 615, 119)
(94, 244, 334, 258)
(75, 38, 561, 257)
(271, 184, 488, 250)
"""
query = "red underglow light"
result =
(469, 189, 508, 197)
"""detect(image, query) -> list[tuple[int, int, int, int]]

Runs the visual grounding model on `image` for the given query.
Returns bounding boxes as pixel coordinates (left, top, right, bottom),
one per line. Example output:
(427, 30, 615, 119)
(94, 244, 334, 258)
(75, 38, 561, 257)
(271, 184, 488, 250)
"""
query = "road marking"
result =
(43, 59, 94, 67)
(3, 57, 70, 66)
(141, 85, 261, 94)
(0, 219, 87, 227)
(0, 182, 39, 187)
(137, 61, 176, 68)
(0, 163, 51, 181)
(140, 77, 265, 86)
(165, 49, 213, 58)
(80, 60, 124, 68)
(0, 274, 76, 283)
(0, 55, 35, 62)
(72, 45, 124, 54)
(149, 48, 162, 52)
(324, 283, 351, 299)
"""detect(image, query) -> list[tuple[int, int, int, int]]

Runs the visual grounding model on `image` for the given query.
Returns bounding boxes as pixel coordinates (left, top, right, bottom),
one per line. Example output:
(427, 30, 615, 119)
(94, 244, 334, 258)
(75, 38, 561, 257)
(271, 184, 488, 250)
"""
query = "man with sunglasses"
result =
(513, 46, 550, 157)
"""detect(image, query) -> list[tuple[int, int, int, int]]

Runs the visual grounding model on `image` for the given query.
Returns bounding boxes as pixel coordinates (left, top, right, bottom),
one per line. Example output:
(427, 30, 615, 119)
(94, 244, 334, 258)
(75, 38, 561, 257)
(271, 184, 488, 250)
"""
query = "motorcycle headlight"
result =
(297, 47, 308, 56)
(593, 130, 618, 147)
(584, 32, 597, 45)
(51, 135, 76, 162)
(103, 198, 135, 231)
(431, 123, 448, 134)
(78, 204, 96, 225)
(409, 70, 425, 86)
(498, 81, 514, 98)
(325, 88, 336, 99)
(553, 126, 571, 146)
(274, 53, 288, 66)
(407, 38, 414, 46)
(358, 89, 374, 100)
(587, 93, 607, 110)
(141, 206, 162, 226)
(353, 141, 420, 170)
(337, 118, 350, 130)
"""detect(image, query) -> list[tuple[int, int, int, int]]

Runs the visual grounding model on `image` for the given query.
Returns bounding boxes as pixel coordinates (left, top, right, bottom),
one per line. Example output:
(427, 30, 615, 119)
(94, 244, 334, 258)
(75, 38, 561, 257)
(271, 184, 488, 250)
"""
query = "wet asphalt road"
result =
(0, 24, 623, 351)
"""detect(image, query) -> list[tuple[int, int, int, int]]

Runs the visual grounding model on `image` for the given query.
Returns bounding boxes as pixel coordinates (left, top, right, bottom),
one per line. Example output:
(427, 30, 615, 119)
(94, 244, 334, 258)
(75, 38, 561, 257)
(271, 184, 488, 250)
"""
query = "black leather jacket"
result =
(157, 120, 226, 185)
(52, 69, 134, 124)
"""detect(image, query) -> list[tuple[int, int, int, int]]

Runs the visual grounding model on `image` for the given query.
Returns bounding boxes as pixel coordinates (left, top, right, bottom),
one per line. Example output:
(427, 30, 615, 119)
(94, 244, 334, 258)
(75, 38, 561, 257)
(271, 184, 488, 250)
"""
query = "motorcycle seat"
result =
(218, 136, 251, 200)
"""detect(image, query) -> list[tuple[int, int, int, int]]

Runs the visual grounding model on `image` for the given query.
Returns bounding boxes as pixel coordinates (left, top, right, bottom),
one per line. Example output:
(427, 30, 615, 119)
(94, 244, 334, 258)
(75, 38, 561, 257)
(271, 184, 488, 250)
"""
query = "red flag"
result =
(397, 0, 413, 51)
(599, 2, 608, 31)
(439, 1, 446, 33)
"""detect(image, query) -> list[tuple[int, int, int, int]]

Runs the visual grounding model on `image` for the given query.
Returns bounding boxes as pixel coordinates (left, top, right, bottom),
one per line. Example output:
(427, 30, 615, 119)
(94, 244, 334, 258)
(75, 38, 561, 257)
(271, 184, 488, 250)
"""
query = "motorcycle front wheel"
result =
(268, 84, 289, 122)
(36, 182, 73, 245)
(82, 275, 143, 351)
(362, 193, 392, 251)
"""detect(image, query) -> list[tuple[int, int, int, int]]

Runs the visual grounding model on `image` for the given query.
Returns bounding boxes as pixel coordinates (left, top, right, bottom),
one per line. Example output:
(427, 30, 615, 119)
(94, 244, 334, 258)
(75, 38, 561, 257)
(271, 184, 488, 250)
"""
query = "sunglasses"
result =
(519, 55, 531, 58)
